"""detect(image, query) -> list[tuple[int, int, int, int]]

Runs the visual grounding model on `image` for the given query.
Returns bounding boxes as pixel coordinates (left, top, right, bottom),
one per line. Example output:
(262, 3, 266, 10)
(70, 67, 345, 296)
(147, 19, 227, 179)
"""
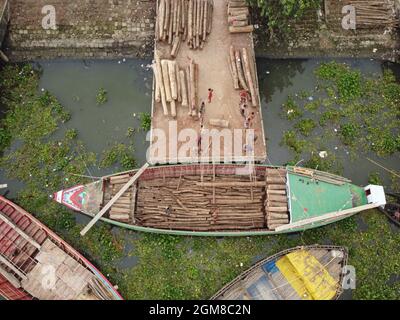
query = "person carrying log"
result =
(239, 102, 247, 118)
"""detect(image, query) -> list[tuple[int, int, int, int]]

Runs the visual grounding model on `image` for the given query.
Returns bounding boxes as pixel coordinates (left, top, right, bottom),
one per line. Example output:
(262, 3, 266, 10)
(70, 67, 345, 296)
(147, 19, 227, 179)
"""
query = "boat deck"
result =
(0, 198, 118, 300)
(149, 0, 267, 164)
(214, 247, 345, 300)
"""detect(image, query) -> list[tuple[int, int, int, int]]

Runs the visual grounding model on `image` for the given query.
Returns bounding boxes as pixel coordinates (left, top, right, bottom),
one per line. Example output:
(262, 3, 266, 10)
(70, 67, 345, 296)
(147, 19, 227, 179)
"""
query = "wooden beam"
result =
(0, 212, 41, 250)
(0, 255, 27, 280)
(80, 163, 150, 236)
(275, 203, 379, 232)
(0, 264, 21, 288)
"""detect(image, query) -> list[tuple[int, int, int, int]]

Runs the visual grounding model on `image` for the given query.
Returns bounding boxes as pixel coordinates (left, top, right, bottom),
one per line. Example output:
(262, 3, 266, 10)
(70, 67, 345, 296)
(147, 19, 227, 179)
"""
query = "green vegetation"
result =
(295, 119, 316, 137)
(248, 0, 321, 38)
(282, 96, 303, 120)
(0, 62, 399, 301)
(139, 112, 151, 132)
(100, 143, 136, 170)
(96, 87, 108, 105)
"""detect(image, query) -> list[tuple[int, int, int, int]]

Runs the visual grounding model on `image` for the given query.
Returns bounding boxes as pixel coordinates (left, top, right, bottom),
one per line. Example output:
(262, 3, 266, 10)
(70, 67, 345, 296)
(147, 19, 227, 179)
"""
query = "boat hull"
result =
(0, 196, 123, 300)
(54, 164, 377, 236)
(211, 245, 348, 300)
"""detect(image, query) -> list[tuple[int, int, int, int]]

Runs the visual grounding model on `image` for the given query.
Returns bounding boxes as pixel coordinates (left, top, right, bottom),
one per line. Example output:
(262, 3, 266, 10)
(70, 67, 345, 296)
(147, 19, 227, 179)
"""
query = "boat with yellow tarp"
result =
(211, 245, 348, 300)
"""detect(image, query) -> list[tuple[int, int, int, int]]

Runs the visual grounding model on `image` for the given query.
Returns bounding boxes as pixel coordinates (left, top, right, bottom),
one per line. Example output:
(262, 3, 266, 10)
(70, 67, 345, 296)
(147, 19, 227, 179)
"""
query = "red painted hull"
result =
(0, 196, 123, 300)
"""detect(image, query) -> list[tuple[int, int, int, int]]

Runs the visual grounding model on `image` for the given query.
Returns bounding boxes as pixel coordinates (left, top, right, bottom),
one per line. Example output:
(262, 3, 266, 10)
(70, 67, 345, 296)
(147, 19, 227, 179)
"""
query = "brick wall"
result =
(4, 0, 156, 61)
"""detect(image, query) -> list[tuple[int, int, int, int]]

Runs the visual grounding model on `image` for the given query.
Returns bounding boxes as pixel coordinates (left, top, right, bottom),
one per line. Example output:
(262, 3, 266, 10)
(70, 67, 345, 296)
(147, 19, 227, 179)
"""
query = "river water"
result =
(0, 58, 398, 298)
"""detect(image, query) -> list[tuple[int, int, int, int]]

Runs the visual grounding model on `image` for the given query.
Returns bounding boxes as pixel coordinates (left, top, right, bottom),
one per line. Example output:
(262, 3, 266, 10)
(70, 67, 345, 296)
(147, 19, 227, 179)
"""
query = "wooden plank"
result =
(0, 212, 41, 250)
(0, 264, 21, 288)
(275, 203, 379, 232)
(80, 163, 150, 236)
(0, 255, 27, 280)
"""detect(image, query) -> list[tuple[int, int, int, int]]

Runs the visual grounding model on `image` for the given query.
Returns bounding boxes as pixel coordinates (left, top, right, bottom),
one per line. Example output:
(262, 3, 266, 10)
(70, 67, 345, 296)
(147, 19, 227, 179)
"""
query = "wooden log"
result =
(164, 0, 171, 31)
(155, 55, 169, 116)
(196, 0, 201, 43)
(268, 195, 287, 202)
(157, 0, 165, 40)
(228, 8, 249, 16)
(232, 20, 248, 27)
(168, 0, 174, 44)
(267, 190, 286, 195)
(228, 1, 247, 8)
(228, 14, 248, 23)
(161, 60, 173, 102)
(173, 0, 178, 35)
(188, 0, 193, 43)
(209, 119, 229, 128)
(229, 45, 239, 89)
(171, 35, 181, 58)
(267, 212, 289, 219)
(81, 163, 149, 236)
(180, 70, 189, 107)
(266, 206, 288, 212)
(203, 0, 208, 41)
(199, 0, 204, 42)
(190, 61, 196, 114)
(242, 48, 257, 107)
(193, 62, 199, 116)
(186, 65, 192, 115)
(153, 64, 161, 103)
(207, 0, 213, 34)
(110, 174, 130, 182)
(235, 50, 248, 91)
(197, 181, 266, 187)
(267, 184, 287, 190)
(266, 176, 286, 183)
(229, 25, 254, 33)
(170, 100, 177, 118)
(176, 65, 182, 102)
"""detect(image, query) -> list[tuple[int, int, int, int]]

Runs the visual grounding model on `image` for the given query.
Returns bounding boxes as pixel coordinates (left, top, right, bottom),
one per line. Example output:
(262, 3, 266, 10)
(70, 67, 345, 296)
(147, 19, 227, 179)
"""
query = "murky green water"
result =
(257, 58, 400, 187)
(0, 58, 398, 295)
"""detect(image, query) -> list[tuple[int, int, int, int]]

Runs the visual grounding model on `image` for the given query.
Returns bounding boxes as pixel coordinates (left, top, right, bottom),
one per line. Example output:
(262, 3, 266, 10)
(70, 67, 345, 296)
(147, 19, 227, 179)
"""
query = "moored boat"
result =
(54, 164, 386, 236)
(0, 196, 123, 300)
(211, 245, 348, 300)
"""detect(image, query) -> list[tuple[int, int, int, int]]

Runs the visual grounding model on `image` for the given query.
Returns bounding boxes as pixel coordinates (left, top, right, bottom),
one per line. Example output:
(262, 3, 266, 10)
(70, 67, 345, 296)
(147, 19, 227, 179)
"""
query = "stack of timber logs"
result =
(228, 45, 258, 107)
(264, 168, 290, 230)
(227, 0, 254, 33)
(103, 174, 137, 223)
(153, 56, 196, 117)
(351, 0, 399, 28)
(156, 0, 214, 56)
(135, 174, 266, 231)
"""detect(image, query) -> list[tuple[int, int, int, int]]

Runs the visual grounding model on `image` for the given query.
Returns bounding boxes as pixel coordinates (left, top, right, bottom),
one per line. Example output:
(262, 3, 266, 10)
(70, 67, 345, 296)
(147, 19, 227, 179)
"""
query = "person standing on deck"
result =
(208, 88, 214, 103)
(198, 101, 205, 120)
(239, 102, 247, 118)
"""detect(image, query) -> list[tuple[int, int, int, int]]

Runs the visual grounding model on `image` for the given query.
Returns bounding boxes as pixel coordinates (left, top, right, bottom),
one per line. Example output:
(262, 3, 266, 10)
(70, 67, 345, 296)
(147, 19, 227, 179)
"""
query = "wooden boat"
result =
(0, 196, 123, 300)
(378, 193, 400, 227)
(211, 245, 348, 300)
(54, 164, 386, 236)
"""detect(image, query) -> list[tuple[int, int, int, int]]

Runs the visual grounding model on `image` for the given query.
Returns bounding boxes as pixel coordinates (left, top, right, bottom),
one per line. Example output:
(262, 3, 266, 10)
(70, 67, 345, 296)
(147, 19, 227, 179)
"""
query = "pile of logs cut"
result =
(227, 0, 254, 33)
(228, 45, 258, 107)
(351, 0, 399, 27)
(156, 0, 214, 56)
(135, 174, 266, 231)
(264, 168, 290, 230)
(153, 55, 198, 118)
(102, 174, 136, 223)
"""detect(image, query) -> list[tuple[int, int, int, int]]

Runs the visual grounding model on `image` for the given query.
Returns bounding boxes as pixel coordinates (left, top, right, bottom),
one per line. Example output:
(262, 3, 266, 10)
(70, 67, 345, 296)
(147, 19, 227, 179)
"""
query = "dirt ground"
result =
(149, 0, 267, 164)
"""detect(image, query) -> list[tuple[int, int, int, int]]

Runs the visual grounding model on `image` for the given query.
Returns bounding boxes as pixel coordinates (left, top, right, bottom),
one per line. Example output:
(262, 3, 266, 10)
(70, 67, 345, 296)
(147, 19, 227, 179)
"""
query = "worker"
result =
(239, 90, 250, 103)
(208, 88, 214, 103)
(239, 103, 247, 118)
(198, 101, 205, 120)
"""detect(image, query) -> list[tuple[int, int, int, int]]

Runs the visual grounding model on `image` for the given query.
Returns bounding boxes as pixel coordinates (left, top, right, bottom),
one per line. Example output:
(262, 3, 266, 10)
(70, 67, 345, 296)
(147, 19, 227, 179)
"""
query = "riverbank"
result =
(2, 0, 399, 62)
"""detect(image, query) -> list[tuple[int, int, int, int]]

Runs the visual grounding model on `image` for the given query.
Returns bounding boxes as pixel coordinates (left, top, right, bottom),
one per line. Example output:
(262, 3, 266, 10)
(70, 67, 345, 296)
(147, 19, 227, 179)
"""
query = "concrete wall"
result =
(4, 0, 156, 61)
(2, 0, 399, 62)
